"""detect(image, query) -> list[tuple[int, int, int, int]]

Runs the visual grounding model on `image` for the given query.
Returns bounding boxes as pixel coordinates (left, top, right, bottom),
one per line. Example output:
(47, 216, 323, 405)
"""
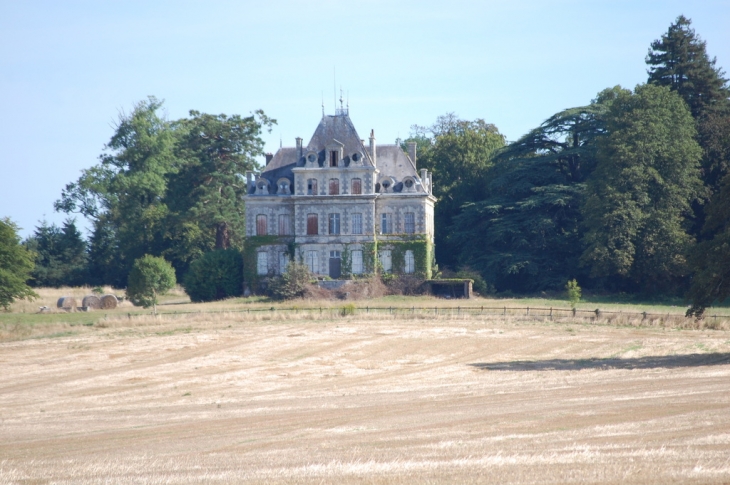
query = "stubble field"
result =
(1, 308, 730, 484)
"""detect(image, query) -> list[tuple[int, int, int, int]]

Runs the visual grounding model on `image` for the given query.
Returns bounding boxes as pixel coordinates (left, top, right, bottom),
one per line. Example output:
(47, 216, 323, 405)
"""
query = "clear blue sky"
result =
(2, 0, 728, 238)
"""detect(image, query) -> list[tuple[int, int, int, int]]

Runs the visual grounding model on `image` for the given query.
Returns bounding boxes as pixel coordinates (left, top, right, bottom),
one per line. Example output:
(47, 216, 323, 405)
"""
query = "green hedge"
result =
(183, 249, 243, 302)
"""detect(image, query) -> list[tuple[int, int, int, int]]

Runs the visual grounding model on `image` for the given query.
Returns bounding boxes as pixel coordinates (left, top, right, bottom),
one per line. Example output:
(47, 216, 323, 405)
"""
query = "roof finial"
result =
(321, 91, 325, 117)
(339, 88, 344, 110)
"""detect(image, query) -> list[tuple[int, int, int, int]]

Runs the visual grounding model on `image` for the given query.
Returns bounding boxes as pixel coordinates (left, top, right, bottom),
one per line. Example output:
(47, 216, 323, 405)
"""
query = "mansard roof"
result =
(257, 112, 419, 185)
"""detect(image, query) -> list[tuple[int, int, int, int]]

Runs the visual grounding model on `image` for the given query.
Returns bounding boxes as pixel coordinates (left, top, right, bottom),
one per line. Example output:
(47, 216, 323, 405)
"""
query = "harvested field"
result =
(1, 312, 729, 484)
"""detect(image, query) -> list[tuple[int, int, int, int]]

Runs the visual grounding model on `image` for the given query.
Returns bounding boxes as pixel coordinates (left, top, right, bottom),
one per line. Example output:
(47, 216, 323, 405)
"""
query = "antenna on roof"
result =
(333, 67, 336, 115)
(321, 91, 325, 117)
(347, 90, 349, 111)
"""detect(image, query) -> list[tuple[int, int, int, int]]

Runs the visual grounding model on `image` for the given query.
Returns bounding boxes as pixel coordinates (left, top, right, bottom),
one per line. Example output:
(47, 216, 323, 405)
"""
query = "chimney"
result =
(246, 171, 253, 191)
(369, 130, 376, 167)
(265, 153, 274, 165)
(295, 137, 303, 158)
(407, 142, 417, 167)
(428, 172, 433, 195)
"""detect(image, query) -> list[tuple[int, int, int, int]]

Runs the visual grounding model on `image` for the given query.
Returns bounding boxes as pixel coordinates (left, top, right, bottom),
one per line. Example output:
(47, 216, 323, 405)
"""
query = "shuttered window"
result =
(379, 250, 392, 273)
(256, 252, 268, 275)
(404, 250, 415, 274)
(307, 213, 318, 235)
(351, 250, 363, 275)
(351, 178, 362, 195)
(279, 252, 289, 274)
(404, 212, 415, 234)
(329, 178, 339, 195)
(351, 213, 362, 235)
(306, 250, 319, 273)
(256, 215, 267, 235)
(329, 213, 340, 235)
(307, 179, 318, 195)
(278, 214, 291, 235)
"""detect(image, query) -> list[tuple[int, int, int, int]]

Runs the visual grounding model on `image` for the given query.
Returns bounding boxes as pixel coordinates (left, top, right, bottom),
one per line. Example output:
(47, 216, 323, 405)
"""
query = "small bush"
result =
(455, 267, 492, 295)
(183, 249, 243, 302)
(268, 261, 312, 300)
(340, 303, 356, 316)
(566, 279, 582, 308)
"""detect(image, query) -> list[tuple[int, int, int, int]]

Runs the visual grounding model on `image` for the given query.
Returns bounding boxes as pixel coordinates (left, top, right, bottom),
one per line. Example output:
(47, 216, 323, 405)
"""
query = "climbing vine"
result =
(242, 235, 292, 291)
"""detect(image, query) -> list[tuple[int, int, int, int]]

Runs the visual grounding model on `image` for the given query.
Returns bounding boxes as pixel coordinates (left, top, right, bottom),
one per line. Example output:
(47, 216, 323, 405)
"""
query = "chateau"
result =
(243, 109, 436, 290)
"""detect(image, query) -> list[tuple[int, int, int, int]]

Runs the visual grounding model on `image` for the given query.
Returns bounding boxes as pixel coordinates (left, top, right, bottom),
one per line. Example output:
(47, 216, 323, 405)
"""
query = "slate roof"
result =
(258, 113, 419, 190)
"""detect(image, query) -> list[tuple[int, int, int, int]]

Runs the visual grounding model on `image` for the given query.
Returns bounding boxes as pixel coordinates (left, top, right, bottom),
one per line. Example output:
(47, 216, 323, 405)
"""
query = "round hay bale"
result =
(82, 295, 102, 309)
(100, 294, 118, 309)
(57, 296, 77, 309)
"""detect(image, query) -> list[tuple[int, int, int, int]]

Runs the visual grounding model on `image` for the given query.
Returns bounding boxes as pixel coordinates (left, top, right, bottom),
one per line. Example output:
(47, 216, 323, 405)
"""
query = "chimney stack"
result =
(246, 171, 253, 191)
(407, 142, 417, 168)
(265, 153, 273, 165)
(296, 137, 303, 158)
(369, 130, 376, 167)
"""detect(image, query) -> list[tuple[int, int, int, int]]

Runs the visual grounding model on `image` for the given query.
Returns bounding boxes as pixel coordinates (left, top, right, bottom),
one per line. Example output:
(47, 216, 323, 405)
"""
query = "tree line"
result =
(1, 16, 728, 315)
(408, 16, 729, 315)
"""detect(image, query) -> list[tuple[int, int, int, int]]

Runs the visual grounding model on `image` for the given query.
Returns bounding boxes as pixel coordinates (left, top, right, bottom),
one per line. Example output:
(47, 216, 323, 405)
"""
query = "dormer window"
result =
(330, 150, 339, 167)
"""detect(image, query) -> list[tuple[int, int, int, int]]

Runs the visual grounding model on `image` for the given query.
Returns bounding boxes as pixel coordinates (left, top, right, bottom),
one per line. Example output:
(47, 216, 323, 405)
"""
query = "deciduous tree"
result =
(126, 255, 176, 314)
(580, 84, 703, 293)
(0, 218, 37, 310)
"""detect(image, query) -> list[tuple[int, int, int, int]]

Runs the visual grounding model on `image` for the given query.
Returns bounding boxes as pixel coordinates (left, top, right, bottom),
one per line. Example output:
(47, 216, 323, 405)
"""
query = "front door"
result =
(329, 250, 341, 279)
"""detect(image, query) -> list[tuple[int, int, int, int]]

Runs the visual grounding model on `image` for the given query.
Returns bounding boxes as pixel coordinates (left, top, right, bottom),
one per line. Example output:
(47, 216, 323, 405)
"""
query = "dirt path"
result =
(1, 315, 729, 484)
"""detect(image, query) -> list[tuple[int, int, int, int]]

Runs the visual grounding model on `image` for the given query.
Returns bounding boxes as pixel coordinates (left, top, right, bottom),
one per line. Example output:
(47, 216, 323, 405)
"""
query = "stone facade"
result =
(244, 110, 436, 285)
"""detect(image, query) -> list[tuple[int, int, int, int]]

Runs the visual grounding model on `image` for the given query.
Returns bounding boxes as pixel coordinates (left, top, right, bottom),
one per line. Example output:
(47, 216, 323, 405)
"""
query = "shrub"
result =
(127, 255, 176, 314)
(566, 279, 582, 308)
(455, 267, 491, 295)
(268, 261, 312, 300)
(183, 249, 243, 302)
(340, 303, 356, 316)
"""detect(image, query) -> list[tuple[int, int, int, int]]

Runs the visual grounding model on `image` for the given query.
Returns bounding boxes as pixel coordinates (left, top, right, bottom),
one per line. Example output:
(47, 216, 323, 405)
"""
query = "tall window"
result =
(379, 250, 392, 273)
(351, 213, 362, 235)
(404, 212, 415, 234)
(380, 213, 391, 234)
(257, 252, 268, 275)
(329, 213, 340, 235)
(256, 214, 267, 235)
(351, 178, 362, 195)
(279, 252, 289, 274)
(351, 250, 363, 274)
(278, 214, 291, 235)
(330, 150, 339, 167)
(329, 178, 339, 195)
(404, 250, 415, 274)
(306, 250, 319, 273)
(307, 213, 318, 235)
(307, 179, 317, 195)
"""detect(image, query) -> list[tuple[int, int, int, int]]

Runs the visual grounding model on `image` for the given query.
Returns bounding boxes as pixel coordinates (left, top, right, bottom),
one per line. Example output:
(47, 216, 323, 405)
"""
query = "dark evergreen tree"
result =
(450, 89, 616, 292)
(686, 171, 730, 316)
(24, 219, 87, 287)
(647, 15, 729, 119)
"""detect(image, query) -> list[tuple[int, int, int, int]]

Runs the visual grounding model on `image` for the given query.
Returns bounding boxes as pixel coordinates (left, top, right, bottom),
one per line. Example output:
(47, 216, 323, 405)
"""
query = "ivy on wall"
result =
(242, 235, 292, 291)
(380, 236, 433, 279)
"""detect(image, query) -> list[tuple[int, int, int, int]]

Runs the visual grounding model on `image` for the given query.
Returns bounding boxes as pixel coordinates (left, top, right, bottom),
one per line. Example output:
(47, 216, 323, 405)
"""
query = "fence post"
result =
(458, 306, 460, 316)
(526, 307, 530, 316)
(504, 306, 506, 316)
(572, 307, 576, 317)
(642, 311, 647, 320)
(549, 307, 553, 320)
(366, 306, 369, 313)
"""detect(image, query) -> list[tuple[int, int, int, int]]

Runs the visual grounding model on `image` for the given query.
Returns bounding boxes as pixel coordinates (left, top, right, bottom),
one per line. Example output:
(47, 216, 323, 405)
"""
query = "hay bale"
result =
(57, 296, 77, 309)
(82, 295, 102, 309)
(100, 294, 118, 309)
